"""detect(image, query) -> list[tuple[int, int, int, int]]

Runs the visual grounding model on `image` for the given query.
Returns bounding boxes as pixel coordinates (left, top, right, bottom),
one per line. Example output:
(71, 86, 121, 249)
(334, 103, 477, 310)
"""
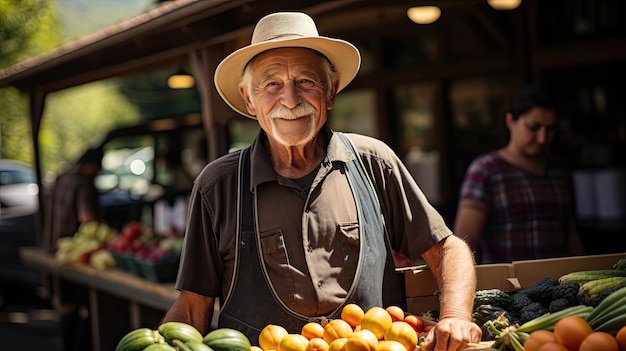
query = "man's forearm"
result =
(161, 292, 214, 335)
(435, 236, 477, 321)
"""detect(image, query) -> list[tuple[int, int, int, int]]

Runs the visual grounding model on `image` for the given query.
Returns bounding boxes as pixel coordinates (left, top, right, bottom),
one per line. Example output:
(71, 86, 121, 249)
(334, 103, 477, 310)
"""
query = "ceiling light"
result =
(487, 0, 522, 10)
(167, 69, 195, 89)
(407, 6, 441, 25)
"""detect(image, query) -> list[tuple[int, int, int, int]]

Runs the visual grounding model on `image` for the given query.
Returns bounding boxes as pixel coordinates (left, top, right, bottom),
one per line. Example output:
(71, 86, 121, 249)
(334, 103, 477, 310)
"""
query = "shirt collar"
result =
(248, 125, 355, 190)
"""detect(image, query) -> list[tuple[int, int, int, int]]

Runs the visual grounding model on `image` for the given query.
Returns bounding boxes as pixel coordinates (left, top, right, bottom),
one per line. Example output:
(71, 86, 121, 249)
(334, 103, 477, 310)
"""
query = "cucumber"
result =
(115, 328, 159, 351)
(203, 328, 251, 351)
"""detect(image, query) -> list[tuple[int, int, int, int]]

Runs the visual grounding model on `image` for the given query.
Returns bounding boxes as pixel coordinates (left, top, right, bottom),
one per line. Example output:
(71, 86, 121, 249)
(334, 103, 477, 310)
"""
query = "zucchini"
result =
(143, 344, 176, 351)
(115, 328, 160, 351)
(158, 322, 203, 344)
(473, 289, 512, 308)
(203, 328, 251, 351)
(558, 270, 626, 285)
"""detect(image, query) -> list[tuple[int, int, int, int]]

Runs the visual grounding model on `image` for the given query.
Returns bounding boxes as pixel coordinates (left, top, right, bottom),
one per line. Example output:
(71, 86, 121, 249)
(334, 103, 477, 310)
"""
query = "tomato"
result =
(259, 324, 288, 351)
(615, 325, 626, 351)
(403, 315, 424, 333)
(323, 319, 354, 344)
(383, 321, 418, 351)
(360, 307, 392, 340)
(345, 330, 378, 351)
(305, 338, 329, 351)
(302, 322, 325, 340)
(537, 342, 568, 351)
(377, 340, 408, 351)
(524, 330, 557, 351)
(341, 304, 365, 328)
(327, 338, 348, 351)
(579, 331, 619, 351)
(279, 334, 309, 351)
(553, 316, 593, 351)
(385, 306, 405, 322)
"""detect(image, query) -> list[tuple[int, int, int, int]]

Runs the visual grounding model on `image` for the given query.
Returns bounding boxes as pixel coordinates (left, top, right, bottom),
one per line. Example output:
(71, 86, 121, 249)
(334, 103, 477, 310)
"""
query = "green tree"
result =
(40, 79, 140, 174)
(1, 0, 142, 173)
(0, 0, 59, 164)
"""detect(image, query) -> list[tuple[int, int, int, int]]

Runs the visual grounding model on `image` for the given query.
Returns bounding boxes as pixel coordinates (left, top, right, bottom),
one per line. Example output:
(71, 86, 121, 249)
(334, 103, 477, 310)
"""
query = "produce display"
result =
(472, 257, 626, 351)
(115, 323, 250, 351)
(55, 221, 118, 269)
(54, 220, 184, 281)
(114, 256, 626, 351)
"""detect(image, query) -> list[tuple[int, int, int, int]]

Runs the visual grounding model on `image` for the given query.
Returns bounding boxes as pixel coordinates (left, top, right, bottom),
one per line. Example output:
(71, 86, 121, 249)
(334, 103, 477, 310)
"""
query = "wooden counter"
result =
(20, 246, 179, 351)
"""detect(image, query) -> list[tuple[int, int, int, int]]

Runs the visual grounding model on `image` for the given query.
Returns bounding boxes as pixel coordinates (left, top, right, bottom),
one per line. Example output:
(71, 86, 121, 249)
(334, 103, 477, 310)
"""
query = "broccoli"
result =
(551, 281, 580, 305)
(510, 292, 533, 313)
(525, 277, 559, 306)
(548, 298, 571, 313)
(519, 301, 548, 324)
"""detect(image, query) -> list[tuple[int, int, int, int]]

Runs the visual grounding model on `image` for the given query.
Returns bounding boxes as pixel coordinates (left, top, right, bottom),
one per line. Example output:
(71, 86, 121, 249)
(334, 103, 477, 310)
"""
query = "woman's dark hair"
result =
(508, 84, 555, 120)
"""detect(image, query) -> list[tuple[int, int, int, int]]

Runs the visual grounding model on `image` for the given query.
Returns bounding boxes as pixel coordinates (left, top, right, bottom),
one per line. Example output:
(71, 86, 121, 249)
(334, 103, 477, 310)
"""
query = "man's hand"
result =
(421, 316, 482, 351)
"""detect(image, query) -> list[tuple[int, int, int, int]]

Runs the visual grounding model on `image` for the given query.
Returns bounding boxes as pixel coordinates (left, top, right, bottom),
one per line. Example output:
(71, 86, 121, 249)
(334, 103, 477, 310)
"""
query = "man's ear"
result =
(326, 78, 340, 110)
(239, 83, 256, 116)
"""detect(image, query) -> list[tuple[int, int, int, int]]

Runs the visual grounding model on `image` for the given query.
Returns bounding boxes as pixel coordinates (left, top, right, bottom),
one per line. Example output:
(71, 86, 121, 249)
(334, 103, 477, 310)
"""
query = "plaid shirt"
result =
(458, 152, 575, 263)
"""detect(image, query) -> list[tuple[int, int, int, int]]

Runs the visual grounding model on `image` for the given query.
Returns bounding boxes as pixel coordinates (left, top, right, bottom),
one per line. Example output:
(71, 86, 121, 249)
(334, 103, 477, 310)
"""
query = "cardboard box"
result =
(513, 253, 625, 288)
(403, 252, 626, 315)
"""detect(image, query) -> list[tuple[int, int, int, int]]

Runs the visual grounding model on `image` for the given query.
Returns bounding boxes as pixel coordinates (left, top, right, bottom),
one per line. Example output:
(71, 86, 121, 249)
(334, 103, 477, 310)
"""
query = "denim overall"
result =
(218, 132, 404, 344)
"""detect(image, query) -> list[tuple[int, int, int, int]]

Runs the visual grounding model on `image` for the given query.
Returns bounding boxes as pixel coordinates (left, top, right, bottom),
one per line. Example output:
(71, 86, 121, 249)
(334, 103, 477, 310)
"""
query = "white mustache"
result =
(267, 103, 317, 120)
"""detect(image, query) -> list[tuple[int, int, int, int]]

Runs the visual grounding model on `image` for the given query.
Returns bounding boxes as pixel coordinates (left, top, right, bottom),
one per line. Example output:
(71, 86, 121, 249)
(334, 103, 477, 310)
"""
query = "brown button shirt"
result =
(176, 126, 451, 316)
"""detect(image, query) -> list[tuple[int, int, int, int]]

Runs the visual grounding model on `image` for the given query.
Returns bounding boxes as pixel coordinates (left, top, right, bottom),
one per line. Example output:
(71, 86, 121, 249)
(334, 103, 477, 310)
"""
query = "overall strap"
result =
(334, 132, 405, 309)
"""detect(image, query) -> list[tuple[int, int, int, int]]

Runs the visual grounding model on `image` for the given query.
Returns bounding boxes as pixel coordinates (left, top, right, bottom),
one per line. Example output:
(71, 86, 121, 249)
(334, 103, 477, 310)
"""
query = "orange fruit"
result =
(385, 306, 405, 322)
(553, 316, 593, 351)
(251, 347, 264, 351)
(327, 337, 348, 351)
(279, 334, 309, 351)
(302, 322, 325, 340)
(616, 325, 626, 351)
(360, 306, 392, 340)
(341, 304, 365, 328)
(579, 331, 619, 351)
(537, 342, 568, 351)
(323, 319, 354, 344)
(345, 329, 378, 351)
(259, 324, 289, 351)
(306, 337, 330, 351)
(524, 330, 557, 351)
(377, 340, 408, 351)
(403, 315, 424, 333)
(383, 321, 418, 351)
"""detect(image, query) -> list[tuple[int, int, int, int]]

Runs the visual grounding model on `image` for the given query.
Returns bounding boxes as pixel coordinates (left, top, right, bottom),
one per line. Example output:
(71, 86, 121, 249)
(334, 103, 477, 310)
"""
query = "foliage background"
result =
(0, 0, 151, 176)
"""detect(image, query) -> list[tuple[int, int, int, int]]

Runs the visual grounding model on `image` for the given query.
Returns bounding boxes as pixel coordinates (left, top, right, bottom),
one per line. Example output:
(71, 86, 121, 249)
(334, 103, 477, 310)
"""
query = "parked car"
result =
(0, 159, 41, 304)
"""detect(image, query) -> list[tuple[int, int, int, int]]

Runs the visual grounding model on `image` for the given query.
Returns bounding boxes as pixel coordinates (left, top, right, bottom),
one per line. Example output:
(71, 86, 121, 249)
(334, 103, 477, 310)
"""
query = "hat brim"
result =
(214, 36, 361, 119)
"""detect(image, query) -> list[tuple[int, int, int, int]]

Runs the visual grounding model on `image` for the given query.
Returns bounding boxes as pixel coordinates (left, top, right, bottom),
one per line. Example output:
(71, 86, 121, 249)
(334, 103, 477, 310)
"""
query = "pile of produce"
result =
(115, 322, 251, 351)
(254, 304, 429, 351)
(469, 256, 626, 351)
(115, 257, 626, 351)
(115, 305, 429, 351)
(107, 221, 183, 263)
(55, 221, 118, 269)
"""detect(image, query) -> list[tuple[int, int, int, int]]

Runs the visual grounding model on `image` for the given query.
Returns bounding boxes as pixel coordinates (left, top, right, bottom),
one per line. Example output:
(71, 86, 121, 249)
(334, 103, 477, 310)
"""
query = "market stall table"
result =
(19, 246, 179, 351)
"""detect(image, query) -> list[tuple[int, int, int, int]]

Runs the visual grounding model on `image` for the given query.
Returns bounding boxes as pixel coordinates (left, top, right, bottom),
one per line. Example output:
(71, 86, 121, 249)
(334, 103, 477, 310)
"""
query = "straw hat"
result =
(214, 12, 361, 119)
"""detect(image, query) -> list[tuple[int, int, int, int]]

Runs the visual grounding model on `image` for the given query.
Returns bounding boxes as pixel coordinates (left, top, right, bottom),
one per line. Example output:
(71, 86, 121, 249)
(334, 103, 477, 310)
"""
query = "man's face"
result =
(241, 48, 336, 147)
(508, 106, 557, 157)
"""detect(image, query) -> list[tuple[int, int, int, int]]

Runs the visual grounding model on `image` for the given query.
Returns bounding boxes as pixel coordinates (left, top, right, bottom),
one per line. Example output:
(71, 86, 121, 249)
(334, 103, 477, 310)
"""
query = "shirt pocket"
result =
(337, 221, 359, 286)
(338, 221, 359, 246)
(260, 229, 288, 268)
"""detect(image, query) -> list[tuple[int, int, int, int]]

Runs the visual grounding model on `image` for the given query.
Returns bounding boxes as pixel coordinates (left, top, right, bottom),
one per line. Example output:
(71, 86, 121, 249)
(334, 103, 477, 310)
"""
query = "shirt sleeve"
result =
(349, 134, 452, 262)
(175, 180, 222, 297)
(458, 155, 492, 211)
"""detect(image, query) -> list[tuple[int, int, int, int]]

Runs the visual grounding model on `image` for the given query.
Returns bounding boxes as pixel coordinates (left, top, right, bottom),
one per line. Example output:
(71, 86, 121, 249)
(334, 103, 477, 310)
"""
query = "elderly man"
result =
(162, 12, 481, 350)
